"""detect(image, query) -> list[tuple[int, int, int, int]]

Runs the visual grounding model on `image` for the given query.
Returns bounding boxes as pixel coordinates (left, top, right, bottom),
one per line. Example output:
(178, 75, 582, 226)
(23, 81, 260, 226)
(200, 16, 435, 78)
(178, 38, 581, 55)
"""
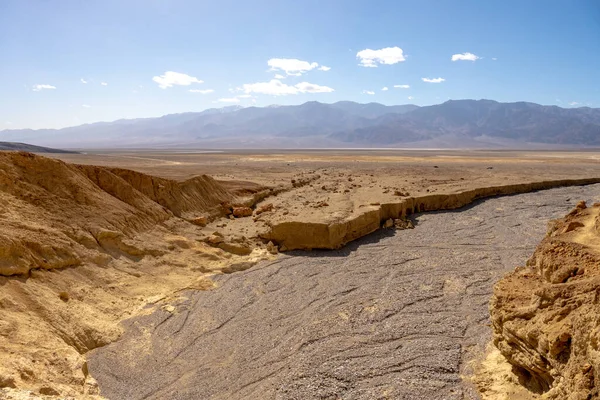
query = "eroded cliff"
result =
(490, 201, 600, 399)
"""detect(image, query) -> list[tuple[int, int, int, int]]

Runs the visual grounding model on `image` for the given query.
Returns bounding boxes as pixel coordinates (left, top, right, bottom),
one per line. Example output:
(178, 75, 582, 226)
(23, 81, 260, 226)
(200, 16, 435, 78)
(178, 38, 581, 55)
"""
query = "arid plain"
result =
(2, 149, 600, 399)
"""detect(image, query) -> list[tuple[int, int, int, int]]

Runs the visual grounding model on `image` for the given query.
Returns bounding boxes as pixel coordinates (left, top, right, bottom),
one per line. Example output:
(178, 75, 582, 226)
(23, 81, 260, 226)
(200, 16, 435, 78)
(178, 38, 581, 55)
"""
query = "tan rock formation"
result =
(489, 202, 600, 399)
(262, 180, 600, 251)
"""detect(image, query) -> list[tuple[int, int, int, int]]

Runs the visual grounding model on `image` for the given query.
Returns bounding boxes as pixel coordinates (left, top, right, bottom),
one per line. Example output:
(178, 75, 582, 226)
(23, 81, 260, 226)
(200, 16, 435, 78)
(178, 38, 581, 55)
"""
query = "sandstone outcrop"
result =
(490, 201, 600, 399)
(262, 179, 600, 251)
(0, 151, 242, 276)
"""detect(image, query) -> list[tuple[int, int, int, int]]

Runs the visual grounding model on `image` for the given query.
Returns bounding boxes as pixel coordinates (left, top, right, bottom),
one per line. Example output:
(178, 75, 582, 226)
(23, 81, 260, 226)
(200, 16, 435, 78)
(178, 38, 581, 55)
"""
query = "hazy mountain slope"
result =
(330, 100, 600, 145)
(0, 142, 79, 153)
(2, 100, 599, 148)
(328, 101, 419, 118)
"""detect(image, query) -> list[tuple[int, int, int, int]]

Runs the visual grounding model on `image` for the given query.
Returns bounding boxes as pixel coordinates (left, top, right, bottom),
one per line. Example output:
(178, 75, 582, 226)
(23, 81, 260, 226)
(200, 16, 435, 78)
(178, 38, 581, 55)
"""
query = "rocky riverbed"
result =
(88, 184, 600, 400)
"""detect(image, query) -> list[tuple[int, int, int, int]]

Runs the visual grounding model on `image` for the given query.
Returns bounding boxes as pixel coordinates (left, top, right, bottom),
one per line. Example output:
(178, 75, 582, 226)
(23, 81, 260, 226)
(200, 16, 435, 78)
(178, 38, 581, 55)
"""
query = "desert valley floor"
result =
(2, 149, 600, 399)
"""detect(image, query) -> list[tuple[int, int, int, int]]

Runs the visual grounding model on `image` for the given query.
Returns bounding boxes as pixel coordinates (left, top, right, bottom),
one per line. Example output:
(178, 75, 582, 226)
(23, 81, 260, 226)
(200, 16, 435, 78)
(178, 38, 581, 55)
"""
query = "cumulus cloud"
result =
(80, 78, 88, 84)
(217, 97, 241, 103)
(32, 84, 56, 91)
(152, 71, 203, 89)
(101, 82, 108, 86)
(422, 77, 445, 83)
(189, 89, 214, 94)
(362, 90, 375, 95)
(274, 74, 285, 79)
(356, 47, 405, 67)
(451, 52, 480, 61)
(394, 84, 410, 89)
(268, 58, 320, 76)
(82, 104, 91, 108)
(318, 66, 331, 71)
(408, 96, 414, 100)
(239, 79, 334, 96)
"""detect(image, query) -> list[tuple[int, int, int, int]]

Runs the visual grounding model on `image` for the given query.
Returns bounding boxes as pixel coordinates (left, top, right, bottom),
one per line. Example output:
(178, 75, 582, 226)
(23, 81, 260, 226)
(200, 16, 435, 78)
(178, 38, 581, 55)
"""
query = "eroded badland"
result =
(2, 149, 600, 399)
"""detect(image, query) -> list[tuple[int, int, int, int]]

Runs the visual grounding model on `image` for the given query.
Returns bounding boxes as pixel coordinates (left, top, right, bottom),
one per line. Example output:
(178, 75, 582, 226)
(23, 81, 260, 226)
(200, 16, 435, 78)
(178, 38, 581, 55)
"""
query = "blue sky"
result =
(1, 0, 599, 129)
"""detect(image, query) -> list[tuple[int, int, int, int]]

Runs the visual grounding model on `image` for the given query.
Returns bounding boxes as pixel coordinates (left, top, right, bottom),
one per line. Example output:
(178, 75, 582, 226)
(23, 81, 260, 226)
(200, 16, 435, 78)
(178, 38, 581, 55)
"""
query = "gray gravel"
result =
(88, 185, 600, 400)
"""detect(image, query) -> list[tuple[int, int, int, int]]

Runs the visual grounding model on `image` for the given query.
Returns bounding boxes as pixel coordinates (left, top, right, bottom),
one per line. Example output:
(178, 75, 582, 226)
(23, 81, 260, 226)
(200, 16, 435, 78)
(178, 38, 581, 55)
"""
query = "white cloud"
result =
(356, 47, 405, 67)
(422, 77, 445, 83)
(318, 66, 331, 71)
(237, 94, 253, 98)
(492, 57, 498, 61)
(32, 84, 56, 91)
(408, 96, 414, 100)
(80, 78, 88, 84)
(274, 74, 285, 79)
(217, 97, 241, 103)
(362, 90, 375, 95)
(451, 52, 480, 62)
(294, 82, 335, 93)
(82, 104, 91, 108)
(268, 58, 319, 76)
(189, 89, 214, 94)
(239, 79, 334, 96)
(101, 82, 108, 86)
(569, 101, 579, 106)
(382, 87, 389, 91)
(394, 84, 410, 89)
(152, 71, 203, 89)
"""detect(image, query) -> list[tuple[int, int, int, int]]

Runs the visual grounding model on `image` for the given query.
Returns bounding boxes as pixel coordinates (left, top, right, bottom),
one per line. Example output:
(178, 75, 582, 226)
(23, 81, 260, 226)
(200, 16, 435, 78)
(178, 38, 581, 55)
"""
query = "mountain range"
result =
(2, 100, 600, 149)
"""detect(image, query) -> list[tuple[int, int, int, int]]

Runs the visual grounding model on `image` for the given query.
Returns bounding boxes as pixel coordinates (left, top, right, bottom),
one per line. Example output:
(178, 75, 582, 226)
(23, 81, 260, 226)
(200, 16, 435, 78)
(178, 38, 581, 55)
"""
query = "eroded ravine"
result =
(88, 185, 600, 400)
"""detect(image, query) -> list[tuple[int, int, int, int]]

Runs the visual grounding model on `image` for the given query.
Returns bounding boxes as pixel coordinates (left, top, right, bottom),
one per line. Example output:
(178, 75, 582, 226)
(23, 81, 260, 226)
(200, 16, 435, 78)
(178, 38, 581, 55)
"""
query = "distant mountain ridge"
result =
(0, 142, 78, 153)
(2, 100, 599, 149)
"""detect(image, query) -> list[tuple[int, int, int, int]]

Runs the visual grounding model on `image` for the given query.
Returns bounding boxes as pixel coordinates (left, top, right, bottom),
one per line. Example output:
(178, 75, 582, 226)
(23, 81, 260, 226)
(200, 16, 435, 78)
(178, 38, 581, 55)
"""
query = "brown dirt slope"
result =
(490, 201, 600, 399)
(0, 151, 234, 276)
(97, 167, 233, 218)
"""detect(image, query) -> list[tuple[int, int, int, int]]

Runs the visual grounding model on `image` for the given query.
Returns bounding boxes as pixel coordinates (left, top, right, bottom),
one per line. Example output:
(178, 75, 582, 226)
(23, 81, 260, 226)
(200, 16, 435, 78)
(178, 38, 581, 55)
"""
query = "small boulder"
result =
(39, 387, 61, 396)
(266, 241, 278, 255)
(190, 216, 208, 227)
(221, 202, 233, 215)
(206, 234, 225, 245)
(218, 242, 252, 256)
(383, 218, 394, 229)
(394, 218, 415, 230)
(233, 207, 253, 218)
(256, 203, 274, 215)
